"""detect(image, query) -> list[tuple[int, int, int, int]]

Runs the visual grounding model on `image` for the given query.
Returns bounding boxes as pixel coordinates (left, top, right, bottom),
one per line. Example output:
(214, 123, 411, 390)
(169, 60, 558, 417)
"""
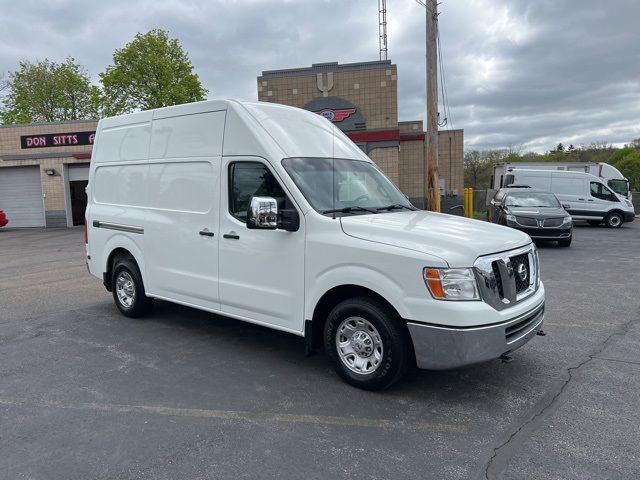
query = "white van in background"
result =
(493, 162, 632, 200)
(503, 169, 635, 228)
(85, 99, 545, 390)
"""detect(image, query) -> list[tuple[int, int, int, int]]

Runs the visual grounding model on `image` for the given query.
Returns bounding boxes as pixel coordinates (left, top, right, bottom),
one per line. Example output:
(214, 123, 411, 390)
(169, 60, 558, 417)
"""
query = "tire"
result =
(604, 212, 623, 229)
(558, 236, 572, 247)
(324, 296, 412, 390)
(112, 257, 154, 318)
(587, 220, 601, 227)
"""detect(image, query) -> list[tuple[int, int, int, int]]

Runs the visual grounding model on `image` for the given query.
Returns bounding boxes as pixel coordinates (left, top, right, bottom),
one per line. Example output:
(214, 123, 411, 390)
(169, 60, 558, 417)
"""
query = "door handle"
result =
(578, 198, 585, 201)
(587, 199, 594, 202)
(223, 233, 240, 240)
(199, 229, 215, 237)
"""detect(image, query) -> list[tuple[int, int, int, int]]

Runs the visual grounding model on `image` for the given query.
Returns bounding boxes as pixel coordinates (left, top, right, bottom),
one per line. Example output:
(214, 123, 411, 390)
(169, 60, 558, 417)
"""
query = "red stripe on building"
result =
(346, 129, 425, 143)
(73, 153, 91, 159)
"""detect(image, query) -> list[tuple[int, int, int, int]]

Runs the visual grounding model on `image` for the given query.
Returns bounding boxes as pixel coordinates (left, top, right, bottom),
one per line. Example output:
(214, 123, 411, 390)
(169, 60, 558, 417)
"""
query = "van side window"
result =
(590, 182, 618, 202)
(229, 162, 289, 222)
(503, 174, 514, 187)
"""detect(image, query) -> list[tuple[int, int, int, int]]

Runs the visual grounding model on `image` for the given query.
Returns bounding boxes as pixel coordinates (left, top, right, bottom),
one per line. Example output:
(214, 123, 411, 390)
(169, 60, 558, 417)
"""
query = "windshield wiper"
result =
(322, 205, 378, 215)
(376, 204, 416, 212)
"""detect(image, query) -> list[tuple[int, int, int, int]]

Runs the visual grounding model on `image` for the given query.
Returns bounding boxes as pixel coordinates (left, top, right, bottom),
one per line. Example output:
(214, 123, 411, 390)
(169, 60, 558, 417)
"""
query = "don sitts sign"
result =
(20, 131, 96, 149)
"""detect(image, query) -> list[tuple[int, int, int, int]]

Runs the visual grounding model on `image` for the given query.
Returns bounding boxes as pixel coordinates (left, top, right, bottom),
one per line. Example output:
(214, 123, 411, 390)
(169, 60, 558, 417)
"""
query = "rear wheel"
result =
(587, 220, 601, 227)
(324, 297, 412, 390)
(112, 257, 154, 318)
(604, 212, 623, 229)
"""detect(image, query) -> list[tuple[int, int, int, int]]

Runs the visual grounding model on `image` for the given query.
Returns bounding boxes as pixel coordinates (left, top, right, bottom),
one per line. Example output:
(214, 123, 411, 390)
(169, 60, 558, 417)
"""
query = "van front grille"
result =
(510, 253, 530, 293)
(491, 262, 504, 299)
(473, 245, 538, 311)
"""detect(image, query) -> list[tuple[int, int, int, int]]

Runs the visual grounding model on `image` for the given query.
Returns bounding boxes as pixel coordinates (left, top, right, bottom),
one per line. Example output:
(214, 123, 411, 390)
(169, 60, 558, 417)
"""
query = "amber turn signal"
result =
(424, 268, 446, 299)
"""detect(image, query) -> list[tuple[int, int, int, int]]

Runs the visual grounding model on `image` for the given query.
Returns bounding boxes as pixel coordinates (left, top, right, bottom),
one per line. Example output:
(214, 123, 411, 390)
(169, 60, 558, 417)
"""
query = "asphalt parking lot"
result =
(1, 222, 639, 480)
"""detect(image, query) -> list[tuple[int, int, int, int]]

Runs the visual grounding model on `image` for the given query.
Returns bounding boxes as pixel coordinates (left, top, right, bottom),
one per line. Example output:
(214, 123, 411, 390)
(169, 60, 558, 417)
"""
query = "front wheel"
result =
(558, 236, 572, 247)
(112, 257, 154, 318)
(324, 297, 412, 390)
(604, 212, 623, 229)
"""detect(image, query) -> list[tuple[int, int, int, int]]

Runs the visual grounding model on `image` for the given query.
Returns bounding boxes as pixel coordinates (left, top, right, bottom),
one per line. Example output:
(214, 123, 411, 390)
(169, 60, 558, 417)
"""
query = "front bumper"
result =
(506, 223, 572, 240)
(407, 301, 544, 370)
(624, 211, 635, 222)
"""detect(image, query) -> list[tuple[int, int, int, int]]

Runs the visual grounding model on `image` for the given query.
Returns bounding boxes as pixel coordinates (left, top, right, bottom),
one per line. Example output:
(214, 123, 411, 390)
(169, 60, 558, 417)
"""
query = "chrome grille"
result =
(543, 217, 564, 227)
(515, 216, 537, 227)
(474, 245, 539, 311)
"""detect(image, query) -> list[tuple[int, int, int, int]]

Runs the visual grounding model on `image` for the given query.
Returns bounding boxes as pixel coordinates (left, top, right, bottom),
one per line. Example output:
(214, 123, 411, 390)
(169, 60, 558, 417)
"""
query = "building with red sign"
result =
(0, 59, 464, 228)
(257, 60, 464, 208)
(0, 120, 96, 227)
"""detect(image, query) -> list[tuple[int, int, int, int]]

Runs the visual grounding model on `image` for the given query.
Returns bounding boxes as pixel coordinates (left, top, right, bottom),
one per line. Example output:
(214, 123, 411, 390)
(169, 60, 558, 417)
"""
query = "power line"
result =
(436, 11, 454, 130)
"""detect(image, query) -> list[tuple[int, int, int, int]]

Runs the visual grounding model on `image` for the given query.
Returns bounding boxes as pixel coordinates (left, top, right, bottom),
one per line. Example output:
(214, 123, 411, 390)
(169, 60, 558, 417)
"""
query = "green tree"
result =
(0, 58, 100, 124)
(100, 29, 207, 116)
(615, 152, 640, 191)
(628, 138, 640, 150)
(608, 147, 635, 166)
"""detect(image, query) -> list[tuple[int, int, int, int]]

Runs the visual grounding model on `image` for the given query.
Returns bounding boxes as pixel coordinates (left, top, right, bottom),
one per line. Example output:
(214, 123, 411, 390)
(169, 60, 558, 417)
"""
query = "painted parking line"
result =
(0, 397, 466, 434)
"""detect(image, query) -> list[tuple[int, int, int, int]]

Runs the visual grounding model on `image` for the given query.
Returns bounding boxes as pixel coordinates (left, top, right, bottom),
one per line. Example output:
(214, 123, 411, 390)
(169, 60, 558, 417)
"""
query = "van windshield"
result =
(505, 192, 560, 208)
(608, 179, 629, 197)
(282, 157, 414, 215)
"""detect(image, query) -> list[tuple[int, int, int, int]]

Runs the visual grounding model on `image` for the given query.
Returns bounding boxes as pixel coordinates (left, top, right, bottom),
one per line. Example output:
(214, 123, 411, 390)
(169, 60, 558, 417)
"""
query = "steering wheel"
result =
(353, 195, 370, 203)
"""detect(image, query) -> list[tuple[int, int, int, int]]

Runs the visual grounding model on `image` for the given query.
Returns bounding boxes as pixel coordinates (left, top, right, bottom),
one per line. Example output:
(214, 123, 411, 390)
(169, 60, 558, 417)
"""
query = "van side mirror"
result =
(247, 196, 278, 229)
(562, 204, 571, 210)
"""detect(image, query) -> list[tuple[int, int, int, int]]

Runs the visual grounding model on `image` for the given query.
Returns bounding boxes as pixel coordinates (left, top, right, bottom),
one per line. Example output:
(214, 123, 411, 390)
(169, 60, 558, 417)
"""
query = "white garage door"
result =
(0, 166, 45, 227)
(68, 164, 90, 181)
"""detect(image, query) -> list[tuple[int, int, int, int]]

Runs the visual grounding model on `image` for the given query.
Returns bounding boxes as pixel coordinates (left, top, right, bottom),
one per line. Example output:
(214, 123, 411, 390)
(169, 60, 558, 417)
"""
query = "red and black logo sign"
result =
(21, 131, 96, 149)
(314, 108, 357, 123)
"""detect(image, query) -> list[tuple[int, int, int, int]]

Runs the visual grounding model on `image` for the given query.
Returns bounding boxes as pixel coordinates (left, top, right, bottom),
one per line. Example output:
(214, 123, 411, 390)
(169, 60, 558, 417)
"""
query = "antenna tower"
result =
(378, 0, 388, 60)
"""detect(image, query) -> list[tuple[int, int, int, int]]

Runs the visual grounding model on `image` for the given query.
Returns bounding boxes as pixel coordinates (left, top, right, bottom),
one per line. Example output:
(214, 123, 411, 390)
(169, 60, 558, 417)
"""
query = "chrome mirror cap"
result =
(247, 196, 278, 229)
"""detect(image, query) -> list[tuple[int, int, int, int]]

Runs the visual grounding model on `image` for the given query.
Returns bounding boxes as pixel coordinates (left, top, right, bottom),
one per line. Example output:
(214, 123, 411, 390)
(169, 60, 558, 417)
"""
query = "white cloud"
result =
(0, 0, 638, 152)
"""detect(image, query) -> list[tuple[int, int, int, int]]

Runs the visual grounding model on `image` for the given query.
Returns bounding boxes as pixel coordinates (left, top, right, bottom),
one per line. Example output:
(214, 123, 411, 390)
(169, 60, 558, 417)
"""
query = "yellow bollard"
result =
(464, 188, 474, 218)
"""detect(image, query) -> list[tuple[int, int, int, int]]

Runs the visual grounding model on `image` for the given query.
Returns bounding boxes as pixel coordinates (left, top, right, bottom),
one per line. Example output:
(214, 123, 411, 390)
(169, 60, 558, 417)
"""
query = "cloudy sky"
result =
(1, 0, 638, 152)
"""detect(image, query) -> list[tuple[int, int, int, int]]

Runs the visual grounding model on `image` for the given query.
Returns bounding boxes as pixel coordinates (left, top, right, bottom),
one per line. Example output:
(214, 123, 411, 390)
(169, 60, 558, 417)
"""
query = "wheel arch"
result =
(102, 238, 145, 291)
(307, 284, 405, 351)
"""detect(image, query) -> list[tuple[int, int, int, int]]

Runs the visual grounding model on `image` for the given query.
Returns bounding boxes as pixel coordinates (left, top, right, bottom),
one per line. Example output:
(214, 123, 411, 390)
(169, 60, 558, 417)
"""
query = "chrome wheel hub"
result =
(115, 271, 136, 308)
(336, 317, 384, 374)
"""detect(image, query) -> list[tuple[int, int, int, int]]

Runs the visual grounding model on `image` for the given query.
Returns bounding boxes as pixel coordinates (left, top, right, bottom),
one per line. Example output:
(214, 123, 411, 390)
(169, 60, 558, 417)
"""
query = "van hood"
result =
(340, 211, 531, 267)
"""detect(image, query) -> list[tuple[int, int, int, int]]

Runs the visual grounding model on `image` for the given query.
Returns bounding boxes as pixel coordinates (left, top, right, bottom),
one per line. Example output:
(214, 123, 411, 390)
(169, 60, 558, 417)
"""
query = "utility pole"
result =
(425, 0, 440, 211)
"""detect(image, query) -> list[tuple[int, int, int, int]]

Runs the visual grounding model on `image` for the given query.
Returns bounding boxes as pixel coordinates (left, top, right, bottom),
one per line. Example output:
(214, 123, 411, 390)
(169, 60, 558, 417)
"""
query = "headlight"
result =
(625, 199, 633, 207)
(506, 214, 516, 222)
(562, 216, 572, 225)
(423, 267, 480, 301)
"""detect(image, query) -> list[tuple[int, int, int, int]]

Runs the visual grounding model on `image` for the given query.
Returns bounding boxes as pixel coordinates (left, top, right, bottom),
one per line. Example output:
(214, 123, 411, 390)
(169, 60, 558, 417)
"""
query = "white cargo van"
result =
(86, 100, 545, 389)
(493, 162, 632, 200)
(503, 169, 635, 228)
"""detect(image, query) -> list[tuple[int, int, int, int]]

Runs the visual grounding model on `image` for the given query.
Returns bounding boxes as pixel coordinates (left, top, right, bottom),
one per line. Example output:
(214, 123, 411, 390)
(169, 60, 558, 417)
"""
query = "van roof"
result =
(96, 99, 370, 161)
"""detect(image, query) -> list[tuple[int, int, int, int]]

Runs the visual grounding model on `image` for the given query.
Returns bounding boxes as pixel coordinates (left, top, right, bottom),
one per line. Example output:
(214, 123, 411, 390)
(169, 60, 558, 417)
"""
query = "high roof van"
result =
(504, 169, 635, 228)
(85, 100, 545, 389)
